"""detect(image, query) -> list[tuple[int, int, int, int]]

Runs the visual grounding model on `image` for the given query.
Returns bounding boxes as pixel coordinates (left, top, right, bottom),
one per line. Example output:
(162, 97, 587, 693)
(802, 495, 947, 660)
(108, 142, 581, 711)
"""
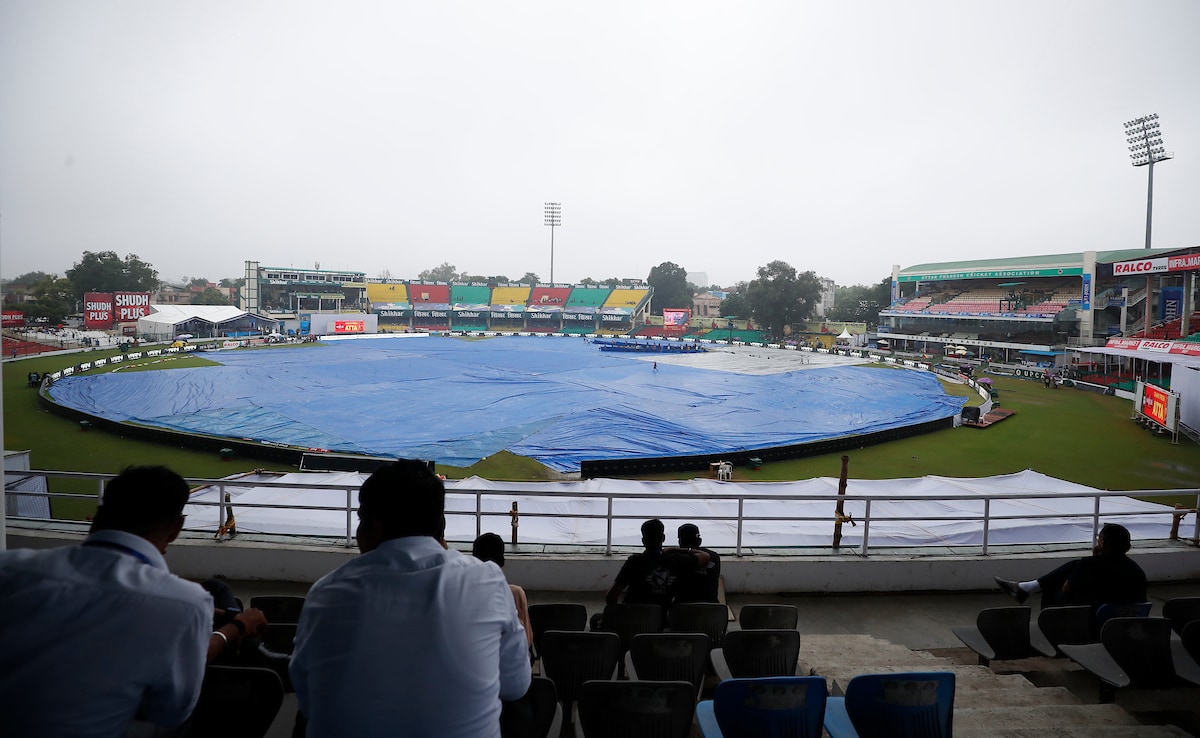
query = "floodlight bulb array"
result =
(544, 202, 561, 227)
(1123, 114, 1170, 166)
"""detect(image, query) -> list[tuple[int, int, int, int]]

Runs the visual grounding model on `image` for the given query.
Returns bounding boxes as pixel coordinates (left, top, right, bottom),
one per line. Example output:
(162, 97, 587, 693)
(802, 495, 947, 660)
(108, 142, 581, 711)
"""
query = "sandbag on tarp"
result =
(48, 335, 964, 472)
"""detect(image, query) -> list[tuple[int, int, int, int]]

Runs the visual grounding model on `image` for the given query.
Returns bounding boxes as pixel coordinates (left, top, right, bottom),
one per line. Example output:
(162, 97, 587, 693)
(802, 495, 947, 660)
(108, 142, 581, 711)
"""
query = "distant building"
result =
(686, 271, 709, 289)
(693, 291, 724, 319)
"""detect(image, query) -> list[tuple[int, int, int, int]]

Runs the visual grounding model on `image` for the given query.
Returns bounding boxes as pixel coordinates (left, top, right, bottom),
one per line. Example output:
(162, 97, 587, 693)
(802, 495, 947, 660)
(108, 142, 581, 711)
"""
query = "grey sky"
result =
(2, 1, 1197, 289)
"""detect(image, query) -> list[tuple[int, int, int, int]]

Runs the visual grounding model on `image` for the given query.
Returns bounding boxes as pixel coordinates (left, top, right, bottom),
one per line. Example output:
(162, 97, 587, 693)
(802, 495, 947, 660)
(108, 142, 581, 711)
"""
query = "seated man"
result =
(673, 523, 722, 604)
(995, 523, 1146, 608)
(0, 466, 221, 736)
(605, 519, 711, 611)
(291, 460, 531, 738)
(472, 532, 534, 649)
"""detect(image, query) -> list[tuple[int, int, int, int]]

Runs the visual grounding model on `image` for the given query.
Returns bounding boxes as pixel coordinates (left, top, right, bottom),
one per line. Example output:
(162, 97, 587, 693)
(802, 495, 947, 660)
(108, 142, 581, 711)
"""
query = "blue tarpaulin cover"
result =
(49, 335, 965, 472)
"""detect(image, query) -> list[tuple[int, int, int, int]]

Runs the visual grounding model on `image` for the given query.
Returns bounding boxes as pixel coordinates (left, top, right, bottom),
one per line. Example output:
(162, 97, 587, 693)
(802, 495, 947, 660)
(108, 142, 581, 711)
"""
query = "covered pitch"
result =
(47, 334, 965, 472)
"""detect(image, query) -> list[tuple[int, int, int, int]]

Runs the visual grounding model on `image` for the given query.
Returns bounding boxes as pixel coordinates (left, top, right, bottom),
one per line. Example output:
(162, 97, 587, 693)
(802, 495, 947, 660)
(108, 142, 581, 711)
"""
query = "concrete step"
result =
(956, 724, 1194, 738)
(957, 703, 1140, 728)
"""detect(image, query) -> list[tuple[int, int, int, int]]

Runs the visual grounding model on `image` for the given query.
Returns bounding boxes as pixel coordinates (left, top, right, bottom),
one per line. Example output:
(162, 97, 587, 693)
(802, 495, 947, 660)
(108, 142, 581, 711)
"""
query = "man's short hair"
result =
(678, 523, 701, 544)
(359, 460, 445, 539)
(90, 466, 190, 535)
(1100, 523, 1132, 555)
(472, 532, 505, 567)
(641, 518, 666, 544)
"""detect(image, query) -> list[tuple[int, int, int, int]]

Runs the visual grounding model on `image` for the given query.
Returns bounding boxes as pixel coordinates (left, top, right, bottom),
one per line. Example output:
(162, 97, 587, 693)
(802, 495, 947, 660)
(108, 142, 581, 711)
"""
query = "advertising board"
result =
(2, 311, 25, 328)
(84, 292, 114, 329)
(114, 292, 151, 322)
(333, 320, 365, 333)
(663, 308, 691, 327)
(1140, 383, 1172, 428)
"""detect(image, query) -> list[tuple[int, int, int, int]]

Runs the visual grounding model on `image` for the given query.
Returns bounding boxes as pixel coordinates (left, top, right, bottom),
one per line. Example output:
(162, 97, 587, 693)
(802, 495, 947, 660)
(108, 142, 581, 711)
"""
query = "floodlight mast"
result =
(1125, 113, 1173, 250)
(1124, 114, 1173, 335)
(544, 202, 561, 284)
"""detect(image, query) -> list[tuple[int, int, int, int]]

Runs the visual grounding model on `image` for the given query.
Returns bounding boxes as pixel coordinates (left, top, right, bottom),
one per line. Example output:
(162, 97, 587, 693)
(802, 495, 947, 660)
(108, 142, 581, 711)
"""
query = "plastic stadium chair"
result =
(258, 621, 298, 655)
(528, 603, 588, 660)
(1163, 596, 1200, 635)
(1094, 601, 1152, 632)
(598, 603, 665, 649)
(951, 606, 1036, 665)
(711, 629, 801, 681)
(624, 632, 711, 698)
(823, 671, 955, 738)
(696, 676, 828, 738)
(1031, 605, 1094, 657)
(577, 679, 696, 738)
(1060, 617, 1185, 702)
(738, 604, 799, 630)
(502, 676, 562, 738)
(188, 665, 285, 738)
(538, 631, 622, 724)
(668, 602, 730, 650)
(248, 595, 306, 624)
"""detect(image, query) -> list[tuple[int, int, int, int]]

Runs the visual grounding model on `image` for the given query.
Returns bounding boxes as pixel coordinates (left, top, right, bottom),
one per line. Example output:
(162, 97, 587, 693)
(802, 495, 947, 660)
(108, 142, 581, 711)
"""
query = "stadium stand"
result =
(409, 283, 450, 305)
(603, 288, 650, 310)
(529, 287, 572, 308)
(566, 288, 611, 307)
(449, 285, 491, 308)
(491, 286, 532, 306)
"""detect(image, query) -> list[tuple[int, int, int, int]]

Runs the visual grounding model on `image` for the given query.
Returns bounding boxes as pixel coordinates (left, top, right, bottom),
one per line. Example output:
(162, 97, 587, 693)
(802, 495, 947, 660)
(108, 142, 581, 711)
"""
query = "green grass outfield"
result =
(5, 344, 1199, 519)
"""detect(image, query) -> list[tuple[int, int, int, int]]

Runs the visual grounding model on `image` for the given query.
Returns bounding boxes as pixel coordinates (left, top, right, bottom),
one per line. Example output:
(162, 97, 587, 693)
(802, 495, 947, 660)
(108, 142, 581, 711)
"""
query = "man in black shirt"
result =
(605, 519, 710, 610)
(995, 523, 1147, 608)
(672, 523, 721, 604)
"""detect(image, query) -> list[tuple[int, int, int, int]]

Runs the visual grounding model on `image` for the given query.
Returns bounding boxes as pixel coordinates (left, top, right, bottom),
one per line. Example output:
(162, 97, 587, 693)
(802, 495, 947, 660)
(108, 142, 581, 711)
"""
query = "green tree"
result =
(219, 277, 246, 289)
(719, 284, 749, 318)
(519, 272, 540, 284)
(417, 262, 464, 282)
(579, 277, 597, 286)
(646, 261, 693, 311)
(10, 271, 50, 287)
(28, 276, 76, 324)
(65, 251, 159, 299)
(744, 261, 822, 338)
(196, 287, 229, 305)
(188, 277, 210, 287)
(827, 276, 892, 325)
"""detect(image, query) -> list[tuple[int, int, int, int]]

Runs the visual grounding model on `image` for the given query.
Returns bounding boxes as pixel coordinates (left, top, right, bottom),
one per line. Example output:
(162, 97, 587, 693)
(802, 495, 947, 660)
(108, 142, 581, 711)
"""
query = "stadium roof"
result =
(899, 245, 1200, 281)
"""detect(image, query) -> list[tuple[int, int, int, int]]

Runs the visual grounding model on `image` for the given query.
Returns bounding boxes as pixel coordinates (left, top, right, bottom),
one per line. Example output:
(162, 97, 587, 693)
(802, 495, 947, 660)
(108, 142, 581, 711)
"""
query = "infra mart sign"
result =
(1112, 253, 1200, 276)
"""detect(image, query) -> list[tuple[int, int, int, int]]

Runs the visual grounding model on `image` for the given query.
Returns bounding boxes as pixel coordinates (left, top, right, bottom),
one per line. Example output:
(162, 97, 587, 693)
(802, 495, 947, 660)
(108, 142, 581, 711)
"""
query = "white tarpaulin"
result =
(183, 469, 1178, 548)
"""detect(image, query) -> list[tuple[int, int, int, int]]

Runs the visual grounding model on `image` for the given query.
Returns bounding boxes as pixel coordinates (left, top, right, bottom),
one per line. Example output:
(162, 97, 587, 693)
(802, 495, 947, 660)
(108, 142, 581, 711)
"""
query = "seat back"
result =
(600, 603, 665, 652)
(975, 606, 1032, 660)
(189, 665, 285, 738)
(1163, 597, 1200, 635)
(577, 680, 695, 738)
(259, 622, 298, 655)
(843, 671, 955, 738)
(711, 676, 828, 738)
(1100, 617, 1177, 688)
(249, 595, 306, 624)
(1181, 620, 1200, 663)
(502, 676, 560, 738)
(627, 632, 710, 696)
(719, 629, 801, 678)
(528, 603, 588, 658)
(1095, 601, 1152, 627)
(668, 602, 729, 649)
(1035, 605, 1094, 655)
(739, 604, 799, 630)
(539, 631, 622, 710)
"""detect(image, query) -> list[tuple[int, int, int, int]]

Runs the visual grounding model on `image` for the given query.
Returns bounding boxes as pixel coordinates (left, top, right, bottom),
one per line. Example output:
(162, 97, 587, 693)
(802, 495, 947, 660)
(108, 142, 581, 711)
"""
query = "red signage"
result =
(84, 292, 114, 329)
(334, 320, 365, 333)
(114, 292, 151, 322)
(1, 311, 25, 328)
(1142, 384, 1169, 426)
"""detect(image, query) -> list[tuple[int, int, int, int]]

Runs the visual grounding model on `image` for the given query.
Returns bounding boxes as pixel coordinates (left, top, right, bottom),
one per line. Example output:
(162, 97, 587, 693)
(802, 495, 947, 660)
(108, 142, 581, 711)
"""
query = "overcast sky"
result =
(2, 1, 1198, 289)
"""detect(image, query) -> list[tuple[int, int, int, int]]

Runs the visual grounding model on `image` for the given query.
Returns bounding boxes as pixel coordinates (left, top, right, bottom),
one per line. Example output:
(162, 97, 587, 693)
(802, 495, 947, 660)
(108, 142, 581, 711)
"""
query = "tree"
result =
(646, 262, 693, 312)
(579, 277, 597, 286)
(417, 262, 464, 282)
(196, 287, 229, 305)
(10, 271, 49, 287)
(744, 261, 822, 338)
(28, 276, 76, 324)
(219, 277, 246, 289)
(188, 277, 210, 287)
(827, 276, 892, 326)
(65, 251, 159, 299)
(719, 284, 749, 318)
(519, 272, 540, 285)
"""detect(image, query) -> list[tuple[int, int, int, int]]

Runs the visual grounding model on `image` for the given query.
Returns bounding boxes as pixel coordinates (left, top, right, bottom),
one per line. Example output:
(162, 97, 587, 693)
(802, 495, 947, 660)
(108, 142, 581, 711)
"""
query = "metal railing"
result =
(6, 469, 1198, 558)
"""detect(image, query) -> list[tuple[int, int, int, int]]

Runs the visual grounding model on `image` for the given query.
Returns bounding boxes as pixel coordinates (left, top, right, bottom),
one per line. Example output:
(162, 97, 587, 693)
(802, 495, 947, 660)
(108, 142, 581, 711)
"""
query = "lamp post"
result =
(544, 202, 561, 284)
(1124, 115, 1173, 336)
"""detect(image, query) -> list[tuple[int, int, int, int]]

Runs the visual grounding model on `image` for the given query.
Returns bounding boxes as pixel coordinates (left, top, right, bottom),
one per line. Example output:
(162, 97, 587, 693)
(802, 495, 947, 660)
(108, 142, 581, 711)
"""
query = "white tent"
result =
(137, 305, 279, 340)
(837, 328, 853, 340)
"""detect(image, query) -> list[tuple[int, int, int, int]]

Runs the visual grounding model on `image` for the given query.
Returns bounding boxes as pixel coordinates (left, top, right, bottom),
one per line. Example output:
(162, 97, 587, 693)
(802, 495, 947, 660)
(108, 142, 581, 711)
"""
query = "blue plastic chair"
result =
(823, 671, 955, 738)
(697, 676, 827, 738)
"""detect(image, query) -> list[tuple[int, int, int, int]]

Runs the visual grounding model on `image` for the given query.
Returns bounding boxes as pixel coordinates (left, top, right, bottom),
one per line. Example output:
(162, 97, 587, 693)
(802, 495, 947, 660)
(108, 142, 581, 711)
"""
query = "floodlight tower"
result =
(1124, 114, 1173, 335)
(544, 202, 561, 284)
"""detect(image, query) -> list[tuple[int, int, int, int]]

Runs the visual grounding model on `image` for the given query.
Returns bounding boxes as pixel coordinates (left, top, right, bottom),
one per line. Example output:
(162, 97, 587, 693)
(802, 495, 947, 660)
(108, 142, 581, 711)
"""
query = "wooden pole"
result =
(833, 455, 850, 549)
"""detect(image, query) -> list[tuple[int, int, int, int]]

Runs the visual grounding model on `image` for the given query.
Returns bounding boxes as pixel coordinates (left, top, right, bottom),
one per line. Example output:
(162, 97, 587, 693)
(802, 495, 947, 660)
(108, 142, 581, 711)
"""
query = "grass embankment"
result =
(5, 348, 1199, 520)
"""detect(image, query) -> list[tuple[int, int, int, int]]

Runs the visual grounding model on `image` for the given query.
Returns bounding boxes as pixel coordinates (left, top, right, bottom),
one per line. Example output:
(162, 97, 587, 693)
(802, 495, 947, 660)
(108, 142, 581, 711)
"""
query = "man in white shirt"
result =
(290, 460, 531, 737)
(0, 466, 214, 738)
